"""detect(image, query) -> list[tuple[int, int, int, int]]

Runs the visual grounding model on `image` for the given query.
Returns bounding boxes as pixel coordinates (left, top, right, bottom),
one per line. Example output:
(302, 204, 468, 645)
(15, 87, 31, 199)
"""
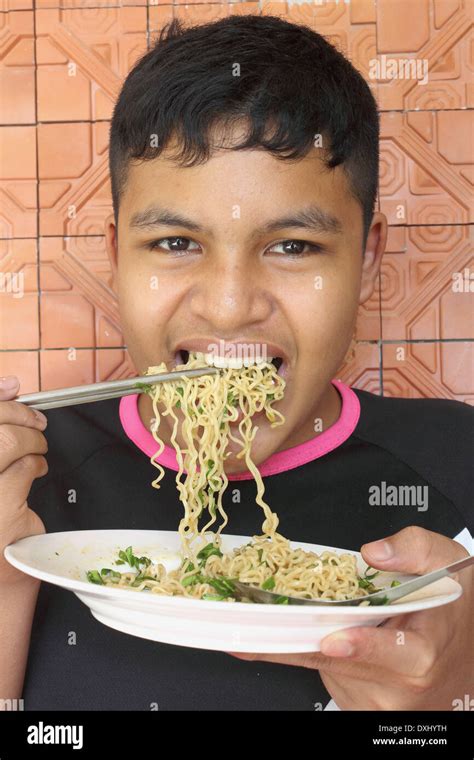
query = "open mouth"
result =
(174, 349, 285, 375)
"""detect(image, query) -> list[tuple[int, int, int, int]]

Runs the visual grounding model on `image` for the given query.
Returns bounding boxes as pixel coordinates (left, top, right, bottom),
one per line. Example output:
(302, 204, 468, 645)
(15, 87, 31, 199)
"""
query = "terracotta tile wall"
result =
(0, 0, 472, 400)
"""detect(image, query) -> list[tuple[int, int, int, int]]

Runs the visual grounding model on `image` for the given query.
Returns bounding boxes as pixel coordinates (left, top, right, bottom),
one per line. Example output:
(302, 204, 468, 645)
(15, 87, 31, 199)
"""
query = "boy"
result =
(0, 15, 472, 711)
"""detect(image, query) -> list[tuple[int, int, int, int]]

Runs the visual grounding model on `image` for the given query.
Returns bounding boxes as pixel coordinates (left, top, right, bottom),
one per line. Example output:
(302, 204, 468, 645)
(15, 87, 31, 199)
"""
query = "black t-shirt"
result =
(22, 380, 473, 710)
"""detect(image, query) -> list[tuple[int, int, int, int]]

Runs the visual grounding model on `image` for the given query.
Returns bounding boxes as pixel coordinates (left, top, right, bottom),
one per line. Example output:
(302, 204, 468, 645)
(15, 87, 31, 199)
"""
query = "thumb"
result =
(361, 526, 469, 575)
(0, 375, 20, 401)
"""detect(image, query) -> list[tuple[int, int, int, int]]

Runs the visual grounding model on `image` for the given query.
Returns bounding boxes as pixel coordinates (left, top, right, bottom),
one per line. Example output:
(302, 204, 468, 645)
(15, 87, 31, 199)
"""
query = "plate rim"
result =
(4, 528, 463, 616)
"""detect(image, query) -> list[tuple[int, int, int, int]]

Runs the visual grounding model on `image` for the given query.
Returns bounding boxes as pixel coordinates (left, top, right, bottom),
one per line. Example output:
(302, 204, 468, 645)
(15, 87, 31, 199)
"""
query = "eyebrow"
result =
(129, 204, 343, 236)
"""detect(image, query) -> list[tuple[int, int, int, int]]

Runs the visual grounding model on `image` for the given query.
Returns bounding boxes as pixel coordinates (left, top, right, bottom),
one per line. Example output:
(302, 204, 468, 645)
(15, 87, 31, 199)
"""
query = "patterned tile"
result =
(337, 341, 382, 394)
(40, 347, 135, 390)
(35, 6, 147, 121)
(0, 10, 35, 124)
(38, 121, 111, 236)
(381, 224, 474, 340)
(0, 1, 33, 10)
(379, 110, 473, 226)
(382, 340, 474, 403)
(0, 238, 39, 349)
(39, 236, 122, 348)
(375, 0, 473, 111)
(35, 1, 146, 8)
(0, 351, 39, 393)
(0, 125, 37, 238)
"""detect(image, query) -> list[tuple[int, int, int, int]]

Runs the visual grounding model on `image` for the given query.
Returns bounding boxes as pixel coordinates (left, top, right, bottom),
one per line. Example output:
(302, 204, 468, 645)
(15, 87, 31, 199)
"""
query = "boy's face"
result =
(105, 134, 386, 472)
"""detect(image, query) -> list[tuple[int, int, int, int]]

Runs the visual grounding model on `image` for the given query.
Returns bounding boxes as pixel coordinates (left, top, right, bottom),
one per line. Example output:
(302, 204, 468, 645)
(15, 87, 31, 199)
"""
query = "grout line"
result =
(32, 0, 42, 390)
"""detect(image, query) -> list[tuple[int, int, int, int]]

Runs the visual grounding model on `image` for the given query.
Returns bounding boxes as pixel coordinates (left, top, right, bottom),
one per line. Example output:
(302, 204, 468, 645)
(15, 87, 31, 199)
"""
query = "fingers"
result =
(0, 424, 48, 473)
(0, 375, 20, 401)
(319, 625, 437, 679)
(0, 454, 49, 508)
(0, 400, 47, 431)
(228, 623, 437, 682)
(361, 525, 469, 575)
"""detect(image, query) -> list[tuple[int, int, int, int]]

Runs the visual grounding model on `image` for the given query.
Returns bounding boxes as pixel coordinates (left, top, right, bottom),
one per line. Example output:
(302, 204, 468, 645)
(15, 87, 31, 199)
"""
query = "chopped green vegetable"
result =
(117, 546, 151, 571)
(363, 566, 380, 580)
(176, 386, 184, 396)
(391, 580, 401, 587)
(181, 573, 203, 587)
(134, 382, 153, 393)
(196, 543, 223, 564)
(205, 577, 236, 596)
(367, 595, 389, 606)
(261, 576, 276, 591)
(100, 568, 121, 579)
(202, 593, 227, 601)
(86, 570, 104, 585)
(274, 595, 289, 605)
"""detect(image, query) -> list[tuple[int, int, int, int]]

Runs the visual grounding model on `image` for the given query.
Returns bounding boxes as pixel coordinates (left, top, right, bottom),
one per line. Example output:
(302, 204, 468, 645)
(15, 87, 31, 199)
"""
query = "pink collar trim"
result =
(119, 379, 360, 480)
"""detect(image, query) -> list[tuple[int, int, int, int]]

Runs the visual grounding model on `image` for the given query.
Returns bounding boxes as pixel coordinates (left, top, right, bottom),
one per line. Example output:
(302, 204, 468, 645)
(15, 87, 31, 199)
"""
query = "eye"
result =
(146, 237, 201, 254)
(266, 240, 324, 258)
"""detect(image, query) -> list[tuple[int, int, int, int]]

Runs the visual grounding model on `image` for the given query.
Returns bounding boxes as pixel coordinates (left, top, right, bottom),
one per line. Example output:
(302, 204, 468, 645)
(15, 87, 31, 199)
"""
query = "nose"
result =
(188, 255, 272, 332)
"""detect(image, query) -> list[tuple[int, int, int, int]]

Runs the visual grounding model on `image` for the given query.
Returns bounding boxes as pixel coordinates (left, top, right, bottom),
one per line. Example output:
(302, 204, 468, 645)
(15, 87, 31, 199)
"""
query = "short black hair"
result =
(109, 14, 379, 245)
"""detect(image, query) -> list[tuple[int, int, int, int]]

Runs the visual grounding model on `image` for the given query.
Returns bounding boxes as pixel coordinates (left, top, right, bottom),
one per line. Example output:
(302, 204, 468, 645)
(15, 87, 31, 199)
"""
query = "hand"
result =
(227, 526, 473, 710)
(0, 375, 48, 585)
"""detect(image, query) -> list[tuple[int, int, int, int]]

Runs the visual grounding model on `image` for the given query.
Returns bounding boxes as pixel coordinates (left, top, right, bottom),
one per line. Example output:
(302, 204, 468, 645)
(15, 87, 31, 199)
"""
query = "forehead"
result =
(120, 145, 360, 234)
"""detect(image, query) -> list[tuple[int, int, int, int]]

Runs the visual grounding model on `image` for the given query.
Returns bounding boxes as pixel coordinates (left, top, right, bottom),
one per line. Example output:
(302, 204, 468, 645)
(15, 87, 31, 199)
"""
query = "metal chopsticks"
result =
(15, 366, 221, 410)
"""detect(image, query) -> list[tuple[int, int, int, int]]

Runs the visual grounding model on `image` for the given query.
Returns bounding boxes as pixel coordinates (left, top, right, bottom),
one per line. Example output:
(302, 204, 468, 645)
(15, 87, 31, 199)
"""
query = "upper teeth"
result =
(190, 351, 274, 369)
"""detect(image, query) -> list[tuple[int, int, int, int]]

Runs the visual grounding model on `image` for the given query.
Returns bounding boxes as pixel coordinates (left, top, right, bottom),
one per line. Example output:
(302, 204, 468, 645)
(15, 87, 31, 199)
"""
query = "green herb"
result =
(196, 543, 223, 564)
(134, 382, 153, 393)
(391, 580, 401, 587)
(363, 566, 380, 580)
(118, 546, 152, 571)
(202, 593, 227, 601)
(205, 577, 236, 597)
(86, 570, 104, 585)
(100, 568, 121, 579)
(367, 595, 389, 606)
(262, 576, 276, 591)
(274, 595, 289, 605)
(181, 573, 203, 587)
(131, 573, 158, 587)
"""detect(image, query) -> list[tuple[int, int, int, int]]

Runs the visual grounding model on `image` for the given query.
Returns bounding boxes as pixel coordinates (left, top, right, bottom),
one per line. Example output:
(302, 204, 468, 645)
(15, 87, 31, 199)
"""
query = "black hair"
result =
(109, 14, 379, 245)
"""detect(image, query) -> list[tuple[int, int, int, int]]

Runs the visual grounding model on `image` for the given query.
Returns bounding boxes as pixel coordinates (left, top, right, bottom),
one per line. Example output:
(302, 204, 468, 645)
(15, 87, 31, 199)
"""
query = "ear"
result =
(105, 213, 118, 293)
(359, 212, 387, 304)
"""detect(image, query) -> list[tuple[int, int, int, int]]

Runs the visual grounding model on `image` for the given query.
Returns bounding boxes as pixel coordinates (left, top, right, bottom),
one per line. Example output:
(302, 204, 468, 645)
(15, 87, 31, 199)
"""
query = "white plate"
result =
(4, 529, 462, 653)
